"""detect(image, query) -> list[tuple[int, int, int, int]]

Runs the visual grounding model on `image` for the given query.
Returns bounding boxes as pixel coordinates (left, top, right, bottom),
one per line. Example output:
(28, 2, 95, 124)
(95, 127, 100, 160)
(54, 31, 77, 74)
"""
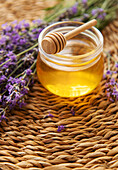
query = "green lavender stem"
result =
(0, 43, 38, 68)
(16, 43, 38, 58)
(8, 62, 24, 78)
(27, 68, 36, 87)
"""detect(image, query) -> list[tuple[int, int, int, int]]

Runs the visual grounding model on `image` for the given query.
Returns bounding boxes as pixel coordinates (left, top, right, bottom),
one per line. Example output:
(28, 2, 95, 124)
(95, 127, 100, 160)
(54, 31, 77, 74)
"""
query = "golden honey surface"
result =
(37, 37, 104, 97)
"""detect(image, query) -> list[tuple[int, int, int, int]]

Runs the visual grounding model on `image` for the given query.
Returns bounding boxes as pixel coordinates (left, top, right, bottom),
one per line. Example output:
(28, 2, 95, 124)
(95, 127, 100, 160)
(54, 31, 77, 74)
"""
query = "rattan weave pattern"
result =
(0, 12, 118, 170)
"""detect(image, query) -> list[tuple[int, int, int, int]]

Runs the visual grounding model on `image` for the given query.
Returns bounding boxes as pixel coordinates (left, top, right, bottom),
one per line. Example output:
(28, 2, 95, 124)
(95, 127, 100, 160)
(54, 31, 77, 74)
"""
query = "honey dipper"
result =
(42, 19, 97, 54)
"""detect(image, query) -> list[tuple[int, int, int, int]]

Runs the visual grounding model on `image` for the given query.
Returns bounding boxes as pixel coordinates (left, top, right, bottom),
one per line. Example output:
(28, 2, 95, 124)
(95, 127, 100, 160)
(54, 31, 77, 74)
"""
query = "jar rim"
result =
(39, 21, 103, 59)
(38, 21, 103, 71)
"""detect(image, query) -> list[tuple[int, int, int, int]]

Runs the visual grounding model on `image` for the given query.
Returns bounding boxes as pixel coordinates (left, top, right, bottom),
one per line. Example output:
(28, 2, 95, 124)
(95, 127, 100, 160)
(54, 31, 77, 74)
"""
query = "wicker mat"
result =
(0, 15, 118, 170)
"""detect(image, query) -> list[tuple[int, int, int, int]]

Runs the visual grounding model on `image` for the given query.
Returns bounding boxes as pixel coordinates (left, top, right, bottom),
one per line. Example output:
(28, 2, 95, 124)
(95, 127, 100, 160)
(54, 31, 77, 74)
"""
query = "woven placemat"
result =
(0, 2, 118, 170)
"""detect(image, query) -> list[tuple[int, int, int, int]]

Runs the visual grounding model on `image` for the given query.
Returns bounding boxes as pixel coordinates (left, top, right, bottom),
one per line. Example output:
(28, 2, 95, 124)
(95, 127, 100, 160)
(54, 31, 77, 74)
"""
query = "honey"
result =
(37, 21, 104, 97)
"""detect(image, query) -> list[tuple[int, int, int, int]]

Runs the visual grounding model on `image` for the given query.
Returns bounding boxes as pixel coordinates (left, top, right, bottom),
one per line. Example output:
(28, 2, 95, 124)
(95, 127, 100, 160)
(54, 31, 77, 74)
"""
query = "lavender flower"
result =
(83, 13, 89, 19)
(115, 63, 118, 68)
(0, 75, 7, 84)
(0, 108, 6, 122)
(106, 70, 111, 75)
(2, 76, 29, 110)
(91, 8, 106, 20)
(0, 114, 6, 122)
(57, 125, 65, 132)
(24, 22, 30, 29)
(71, 2, 78, 14)
(91, 9, 97, 16)
(82, 0, 88, 8)
(103, 74, 106, 79)
(32, 19, 42, 25)
(0, 19, 41, 119)
(105, 76, 118, 102)
(45, 113, 54, 118)
(113, 71, 117, 74)
(0, 95, 2, 102)
(7, 51, 17, 61)
(110, 78, 115, 85)
(71, 108, 75, 116)
(82, 0, 87, 4)
(26, 69, 32, 76)
(49, 113, 54, 118)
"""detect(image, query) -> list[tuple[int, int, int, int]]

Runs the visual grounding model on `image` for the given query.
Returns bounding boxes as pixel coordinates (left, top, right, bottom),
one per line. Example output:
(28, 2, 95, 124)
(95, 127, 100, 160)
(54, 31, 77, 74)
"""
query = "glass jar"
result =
(37, 21, 104, 97)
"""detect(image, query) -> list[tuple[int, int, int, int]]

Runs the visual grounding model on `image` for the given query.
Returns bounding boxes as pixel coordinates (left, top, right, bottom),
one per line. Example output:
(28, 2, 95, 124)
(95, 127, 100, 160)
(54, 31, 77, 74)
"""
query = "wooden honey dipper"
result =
(42, 19, 97, 54)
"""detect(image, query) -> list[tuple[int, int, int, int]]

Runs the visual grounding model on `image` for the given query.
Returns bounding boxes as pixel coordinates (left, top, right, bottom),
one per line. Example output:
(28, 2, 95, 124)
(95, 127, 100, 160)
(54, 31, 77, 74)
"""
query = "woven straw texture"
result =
(0, 1, 118, 170)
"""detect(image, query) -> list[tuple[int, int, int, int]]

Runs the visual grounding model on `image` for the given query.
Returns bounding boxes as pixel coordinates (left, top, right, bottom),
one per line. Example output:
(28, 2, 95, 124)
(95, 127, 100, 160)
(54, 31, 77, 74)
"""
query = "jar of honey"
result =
(37, 21, 104, 97)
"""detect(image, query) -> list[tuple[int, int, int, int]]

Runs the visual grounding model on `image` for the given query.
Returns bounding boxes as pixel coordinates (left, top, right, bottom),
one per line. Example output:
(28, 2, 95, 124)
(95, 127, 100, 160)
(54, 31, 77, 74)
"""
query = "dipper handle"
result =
(65, 19, 97, 40)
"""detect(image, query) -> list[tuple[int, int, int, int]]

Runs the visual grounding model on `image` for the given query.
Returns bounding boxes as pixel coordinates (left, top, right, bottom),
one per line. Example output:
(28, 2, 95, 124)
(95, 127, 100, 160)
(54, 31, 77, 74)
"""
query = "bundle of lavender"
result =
(0, 0, 118, 122)
(44, 0, 118, 30)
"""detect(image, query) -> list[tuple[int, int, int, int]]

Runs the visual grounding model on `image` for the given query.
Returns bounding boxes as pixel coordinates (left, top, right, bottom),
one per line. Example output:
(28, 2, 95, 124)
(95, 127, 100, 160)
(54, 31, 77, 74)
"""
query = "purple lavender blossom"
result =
(0, 114, 6, 122)
(57, 125, 65, 132)
(105, 74, 118, 102)
(83, 13, 89, 19)
(49, 113, 54, 118)
(5, 25, 12, 32)
(98, 13, 106, 20)
(21, 87, 29, 95)
(26, 69, 32, 76)
(99, 8, 104, 12)
(115, 63, 118, 68)
(32, 19, 42, 25)
(24, 22, 30, 28)
(82, 0, 88, 8)
(71, 2, 78, 14)
(107, 92, 110, 97)
(0, 36, 7, 45)
(109, 98, 114, 102)
(45, 113, 54, 118)
(112, 92, 118, 96)
(0, 95, 2, 102)
(32, 28, 37, 33)
(110, 78, 115, 85)
(7, 51, 17, 61)
(0, 19, 44, 121)
(38, 28, 43, 33)
(15, 24, 22, 30)
(18, 99, 26, 108)
(2, 23, 8, 28)
(3, 76, 29, 109)
(91, 9, 97, 16)
(71, 108, 75, 116)
(19, 39, 27, 45)
(82, 0, 87, 4)
(106, 70, 111, 75)
(11, 20, 17, 25)
(103, 74, 106, 79)
(0, 75, 7, 84)
(91, 8, 106, 20)
(6, 83, 14, 94)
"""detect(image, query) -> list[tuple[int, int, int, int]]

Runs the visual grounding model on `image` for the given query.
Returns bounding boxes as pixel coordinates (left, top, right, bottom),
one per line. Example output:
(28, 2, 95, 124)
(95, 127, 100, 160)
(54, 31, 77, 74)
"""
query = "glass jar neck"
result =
(38, 21, 103, 71)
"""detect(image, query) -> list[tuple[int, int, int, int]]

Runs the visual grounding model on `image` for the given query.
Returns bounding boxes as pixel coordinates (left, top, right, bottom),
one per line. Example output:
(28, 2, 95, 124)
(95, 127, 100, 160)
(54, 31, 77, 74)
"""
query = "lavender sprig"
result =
(57, 125, 65, 132)
(0, 20, 46, 121)
(45, 0, 118, 30)
(104, 52, 118, 102)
